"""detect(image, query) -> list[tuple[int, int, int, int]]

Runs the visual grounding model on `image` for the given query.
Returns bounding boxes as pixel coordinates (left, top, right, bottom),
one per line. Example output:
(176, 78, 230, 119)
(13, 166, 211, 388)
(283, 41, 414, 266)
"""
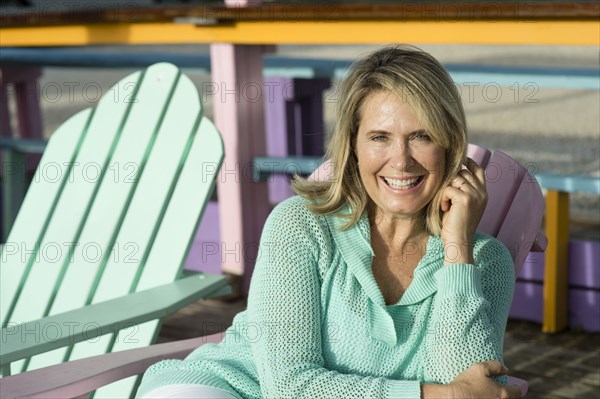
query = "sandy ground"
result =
(6, 43, 599, 222)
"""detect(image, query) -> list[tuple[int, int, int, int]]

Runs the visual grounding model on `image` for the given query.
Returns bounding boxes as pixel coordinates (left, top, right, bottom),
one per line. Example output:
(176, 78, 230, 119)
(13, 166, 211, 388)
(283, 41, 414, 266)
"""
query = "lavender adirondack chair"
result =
(0, 145, 545, 398)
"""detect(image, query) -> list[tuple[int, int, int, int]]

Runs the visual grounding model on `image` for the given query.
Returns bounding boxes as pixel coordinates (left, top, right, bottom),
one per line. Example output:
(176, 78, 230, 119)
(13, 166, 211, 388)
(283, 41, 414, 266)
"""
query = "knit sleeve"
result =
(423, 233, 515, 385)
(247, 198, 420, 399)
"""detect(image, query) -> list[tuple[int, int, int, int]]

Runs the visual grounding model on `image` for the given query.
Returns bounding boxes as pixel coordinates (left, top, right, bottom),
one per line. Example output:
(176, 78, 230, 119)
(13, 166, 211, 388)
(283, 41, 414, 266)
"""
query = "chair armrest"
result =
(1, 138, 49, 241)
(0, 333, 225, 399)
(252, 156, 322, 181)
(0, 138, 48, 154)
(0, 273, 229, 367)
(1, 336, 528, 399)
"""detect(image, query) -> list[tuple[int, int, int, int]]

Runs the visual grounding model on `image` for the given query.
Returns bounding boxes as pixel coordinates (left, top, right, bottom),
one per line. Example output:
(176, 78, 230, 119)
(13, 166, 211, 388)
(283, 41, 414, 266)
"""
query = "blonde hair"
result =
(292, 45, 467, 235)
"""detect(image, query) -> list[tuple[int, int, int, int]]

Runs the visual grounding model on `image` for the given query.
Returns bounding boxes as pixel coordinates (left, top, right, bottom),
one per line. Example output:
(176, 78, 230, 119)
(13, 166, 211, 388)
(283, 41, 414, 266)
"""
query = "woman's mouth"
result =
(382, 176, 424, 190)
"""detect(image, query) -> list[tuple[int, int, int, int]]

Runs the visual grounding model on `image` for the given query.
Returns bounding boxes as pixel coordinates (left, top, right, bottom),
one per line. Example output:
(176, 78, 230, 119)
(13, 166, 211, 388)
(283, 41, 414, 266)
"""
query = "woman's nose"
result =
(389, 142, 415, 170)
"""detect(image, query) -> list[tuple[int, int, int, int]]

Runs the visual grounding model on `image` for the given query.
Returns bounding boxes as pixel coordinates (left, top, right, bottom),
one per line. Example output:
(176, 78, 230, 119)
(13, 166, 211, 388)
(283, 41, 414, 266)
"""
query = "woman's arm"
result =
(424, 235, 515, 384)
(427, 157, 515, 384)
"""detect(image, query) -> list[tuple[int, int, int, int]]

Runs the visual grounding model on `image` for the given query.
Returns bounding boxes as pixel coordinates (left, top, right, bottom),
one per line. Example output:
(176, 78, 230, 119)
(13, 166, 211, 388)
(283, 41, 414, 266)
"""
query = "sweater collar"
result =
(326, 207, 444, 346)
(326, 209, 381, 306)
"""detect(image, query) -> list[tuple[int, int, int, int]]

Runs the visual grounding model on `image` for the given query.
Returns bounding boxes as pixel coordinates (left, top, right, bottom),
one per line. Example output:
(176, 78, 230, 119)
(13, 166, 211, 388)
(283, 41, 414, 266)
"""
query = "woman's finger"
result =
(440, 187, 452, 211)
(450, 175, 464, 188)
(482, 360, 507, 377)
(465, 157, 486, 187)
(457, 169, 476, 186)
(451, 174, 475, 193)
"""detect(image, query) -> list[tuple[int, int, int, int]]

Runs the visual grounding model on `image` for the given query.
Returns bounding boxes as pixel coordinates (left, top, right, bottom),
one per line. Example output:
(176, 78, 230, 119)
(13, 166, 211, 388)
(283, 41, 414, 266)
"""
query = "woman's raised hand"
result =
(440, 157, 488, 266)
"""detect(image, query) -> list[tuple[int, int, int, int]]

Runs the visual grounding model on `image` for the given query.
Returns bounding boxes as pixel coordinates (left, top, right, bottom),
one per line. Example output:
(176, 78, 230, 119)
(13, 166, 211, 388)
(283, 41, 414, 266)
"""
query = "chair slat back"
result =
(476, 150, 527, 238)
(467, 143, 491, 169)
(496, 171, 545, 274)
(0, 63, 223, 395)
(474, 149, 544, 274)
(95, 117, 224, 397)
(1, 109, 92, 329)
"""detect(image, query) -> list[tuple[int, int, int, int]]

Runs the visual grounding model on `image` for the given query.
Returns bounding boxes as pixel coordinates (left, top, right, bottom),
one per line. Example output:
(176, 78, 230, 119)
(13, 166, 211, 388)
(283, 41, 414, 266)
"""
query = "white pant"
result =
(140, 384, 239, 399)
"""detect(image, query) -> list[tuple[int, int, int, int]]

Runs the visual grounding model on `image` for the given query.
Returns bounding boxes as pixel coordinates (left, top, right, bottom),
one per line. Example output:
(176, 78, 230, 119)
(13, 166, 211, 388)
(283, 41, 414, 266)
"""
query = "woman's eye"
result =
(413, 132, 431, 141)
(371, 135, 387, 142)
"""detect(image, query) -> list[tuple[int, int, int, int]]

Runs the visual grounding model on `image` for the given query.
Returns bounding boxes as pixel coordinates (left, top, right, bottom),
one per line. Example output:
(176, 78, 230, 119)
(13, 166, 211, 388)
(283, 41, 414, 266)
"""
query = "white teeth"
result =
(384, 176, 421, 189)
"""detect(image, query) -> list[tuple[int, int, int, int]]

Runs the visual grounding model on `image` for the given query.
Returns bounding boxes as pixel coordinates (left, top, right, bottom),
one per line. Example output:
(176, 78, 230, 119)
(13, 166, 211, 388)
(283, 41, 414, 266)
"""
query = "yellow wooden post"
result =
(543, 190, 570, 333)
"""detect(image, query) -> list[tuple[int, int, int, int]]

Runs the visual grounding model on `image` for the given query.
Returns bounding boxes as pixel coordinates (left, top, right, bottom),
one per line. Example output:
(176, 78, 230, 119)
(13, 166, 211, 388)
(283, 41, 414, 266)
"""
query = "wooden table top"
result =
(1, 2, 598, 46)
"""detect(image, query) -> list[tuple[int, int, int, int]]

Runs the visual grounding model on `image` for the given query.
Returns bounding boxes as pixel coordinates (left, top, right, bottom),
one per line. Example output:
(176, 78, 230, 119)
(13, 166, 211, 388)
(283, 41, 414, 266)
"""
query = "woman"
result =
(137, 45, 521, 399)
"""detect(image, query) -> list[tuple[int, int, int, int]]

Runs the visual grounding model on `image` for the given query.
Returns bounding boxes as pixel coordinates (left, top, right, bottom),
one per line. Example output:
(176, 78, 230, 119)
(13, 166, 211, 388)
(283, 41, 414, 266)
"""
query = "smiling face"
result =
(355, 91, 446, 222)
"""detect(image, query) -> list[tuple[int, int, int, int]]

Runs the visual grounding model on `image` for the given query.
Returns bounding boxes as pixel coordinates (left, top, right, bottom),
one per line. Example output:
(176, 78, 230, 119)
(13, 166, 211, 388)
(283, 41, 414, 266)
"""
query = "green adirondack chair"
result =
(0, 63, 230, 397)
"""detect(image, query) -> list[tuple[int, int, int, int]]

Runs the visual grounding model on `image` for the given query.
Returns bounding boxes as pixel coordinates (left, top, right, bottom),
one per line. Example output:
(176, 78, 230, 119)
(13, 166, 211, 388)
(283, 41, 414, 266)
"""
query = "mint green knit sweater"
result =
(137, 196, 514, 398)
